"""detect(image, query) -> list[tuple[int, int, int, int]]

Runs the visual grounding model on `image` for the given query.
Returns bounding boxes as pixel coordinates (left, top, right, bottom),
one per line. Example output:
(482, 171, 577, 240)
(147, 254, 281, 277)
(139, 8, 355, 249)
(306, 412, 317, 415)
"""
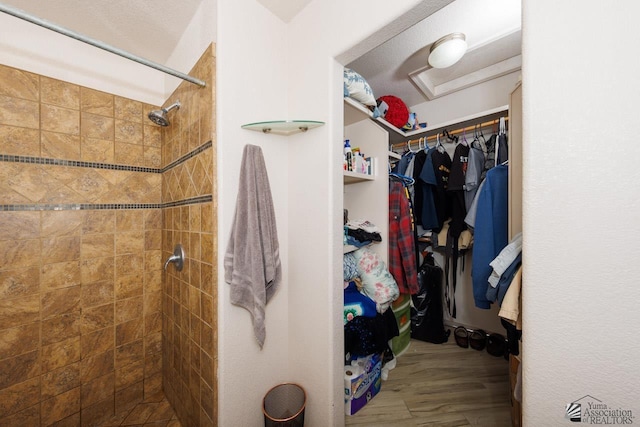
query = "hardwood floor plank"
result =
(462, 407, 512, 426)
(345, 393, 413, 425)
(412, 412, 472, 427)
(345, 338, 512, 426)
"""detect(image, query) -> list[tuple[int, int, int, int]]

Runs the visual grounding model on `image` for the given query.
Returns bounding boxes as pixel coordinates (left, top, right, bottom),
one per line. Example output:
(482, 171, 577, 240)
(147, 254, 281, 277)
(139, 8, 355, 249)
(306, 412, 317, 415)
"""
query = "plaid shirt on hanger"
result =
(389, 179, 418, 294)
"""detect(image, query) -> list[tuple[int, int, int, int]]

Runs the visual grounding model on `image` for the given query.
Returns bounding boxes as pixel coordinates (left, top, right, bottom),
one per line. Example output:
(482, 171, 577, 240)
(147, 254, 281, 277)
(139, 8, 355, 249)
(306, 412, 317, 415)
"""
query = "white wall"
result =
(522, 1, 640, 424)
(437, 252, 504, 334)
(0, 12, 166, 105)
(216, 0, 450, 425)
(410, 71, 520, 127)
(164, 0, 217, 97)
(216, 2, 291, 426)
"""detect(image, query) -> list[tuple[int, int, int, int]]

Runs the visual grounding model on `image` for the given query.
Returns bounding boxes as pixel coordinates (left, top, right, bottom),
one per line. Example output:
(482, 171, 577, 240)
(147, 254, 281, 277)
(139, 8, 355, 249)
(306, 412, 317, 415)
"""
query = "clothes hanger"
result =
(443, 129, 458, 144)
(461, 128, 468, 147)
(389, 172, 415, 186)
(496, 117, 508, 165)
(479, 123, 489, 155)
(471, 124, 480, 149)
(479, 123, 487, 144)
(494, 130, 500, 167)
(406, 139, 417, 154)
(436, 133, 445, 153)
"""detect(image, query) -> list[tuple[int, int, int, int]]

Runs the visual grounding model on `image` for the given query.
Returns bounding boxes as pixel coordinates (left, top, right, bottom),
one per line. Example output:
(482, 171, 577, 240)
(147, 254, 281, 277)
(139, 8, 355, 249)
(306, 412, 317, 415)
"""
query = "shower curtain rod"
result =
(0, 3, 206, 87)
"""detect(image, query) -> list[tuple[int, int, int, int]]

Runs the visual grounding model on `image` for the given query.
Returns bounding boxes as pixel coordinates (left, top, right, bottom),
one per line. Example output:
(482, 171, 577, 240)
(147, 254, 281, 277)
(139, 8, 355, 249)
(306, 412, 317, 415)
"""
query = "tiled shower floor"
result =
(98, 392, 182, 427)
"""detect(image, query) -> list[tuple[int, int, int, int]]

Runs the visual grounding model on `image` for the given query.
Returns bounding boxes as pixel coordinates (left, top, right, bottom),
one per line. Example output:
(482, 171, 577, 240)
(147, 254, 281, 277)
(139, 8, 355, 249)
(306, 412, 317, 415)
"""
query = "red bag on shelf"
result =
(377, 95, 409, 129)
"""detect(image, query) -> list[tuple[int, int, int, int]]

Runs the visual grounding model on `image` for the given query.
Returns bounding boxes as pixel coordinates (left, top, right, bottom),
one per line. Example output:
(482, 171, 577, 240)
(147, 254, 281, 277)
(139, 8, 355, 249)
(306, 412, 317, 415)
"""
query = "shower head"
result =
(148, 100, 180, 126)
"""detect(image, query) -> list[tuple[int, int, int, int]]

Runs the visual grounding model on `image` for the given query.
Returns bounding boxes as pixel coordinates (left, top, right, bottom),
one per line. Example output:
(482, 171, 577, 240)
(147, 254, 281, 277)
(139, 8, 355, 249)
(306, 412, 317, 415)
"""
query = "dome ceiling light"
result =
(428, 32, 468, 69)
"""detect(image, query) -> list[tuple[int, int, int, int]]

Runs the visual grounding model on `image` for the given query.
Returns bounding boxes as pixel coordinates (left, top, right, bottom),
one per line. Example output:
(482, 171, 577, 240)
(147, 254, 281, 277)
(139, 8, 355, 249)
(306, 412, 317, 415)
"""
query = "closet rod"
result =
(0, 3, 207, 87)
(390, 116, 509, 152)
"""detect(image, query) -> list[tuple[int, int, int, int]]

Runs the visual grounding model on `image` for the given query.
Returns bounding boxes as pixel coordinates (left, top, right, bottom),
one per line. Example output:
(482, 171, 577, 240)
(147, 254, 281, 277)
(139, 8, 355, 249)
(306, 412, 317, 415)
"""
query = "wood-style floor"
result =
(345, 338, 512, 427)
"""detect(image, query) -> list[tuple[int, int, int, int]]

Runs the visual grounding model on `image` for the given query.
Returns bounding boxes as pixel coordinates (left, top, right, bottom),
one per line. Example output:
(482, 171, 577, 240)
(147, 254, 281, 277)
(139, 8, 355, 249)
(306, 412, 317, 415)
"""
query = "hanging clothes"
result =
(410, 253, 449, 344)
(482, 134, 497, 180)
(486, 252, 522, 305)
(388, 178, 419, 294)
(496, 117, 509, 165)
(411, 149, 428, 227)
(417, 147, 440, 231)
(464, 178, 486, 231)
(499, 266, 523, 329)
(436, 142, 468, 319)
(471, 164, 508, 309)
(429, 147, 452, 232)
(391, 151, 414, 176)
(447, 142, 470, 238)
(464, 143, 485, 212)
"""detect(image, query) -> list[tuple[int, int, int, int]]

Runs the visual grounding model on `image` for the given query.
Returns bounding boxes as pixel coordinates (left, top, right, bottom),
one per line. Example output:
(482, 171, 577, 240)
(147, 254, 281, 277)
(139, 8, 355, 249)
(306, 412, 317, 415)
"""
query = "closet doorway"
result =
(340, 0, 522, 425)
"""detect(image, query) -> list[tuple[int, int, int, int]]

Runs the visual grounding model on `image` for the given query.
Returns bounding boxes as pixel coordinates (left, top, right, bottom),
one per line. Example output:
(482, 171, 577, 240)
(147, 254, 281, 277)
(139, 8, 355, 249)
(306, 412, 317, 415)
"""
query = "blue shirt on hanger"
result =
(471, 164, 508, 309)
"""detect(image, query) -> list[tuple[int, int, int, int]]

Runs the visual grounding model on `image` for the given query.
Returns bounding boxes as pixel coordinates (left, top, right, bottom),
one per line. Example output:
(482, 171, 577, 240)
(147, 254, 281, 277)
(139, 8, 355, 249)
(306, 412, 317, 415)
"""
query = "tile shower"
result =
(0, 45, 217, 426)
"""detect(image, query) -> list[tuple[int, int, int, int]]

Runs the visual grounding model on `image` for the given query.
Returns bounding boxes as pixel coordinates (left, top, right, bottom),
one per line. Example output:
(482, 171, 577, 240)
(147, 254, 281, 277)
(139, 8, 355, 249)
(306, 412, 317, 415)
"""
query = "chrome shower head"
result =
(148, 100, 180, 126)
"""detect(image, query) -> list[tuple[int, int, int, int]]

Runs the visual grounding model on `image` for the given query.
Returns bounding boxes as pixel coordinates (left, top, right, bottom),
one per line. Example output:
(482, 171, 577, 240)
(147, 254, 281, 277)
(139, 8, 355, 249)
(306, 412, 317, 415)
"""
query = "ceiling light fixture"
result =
(428, 32, 468, 69)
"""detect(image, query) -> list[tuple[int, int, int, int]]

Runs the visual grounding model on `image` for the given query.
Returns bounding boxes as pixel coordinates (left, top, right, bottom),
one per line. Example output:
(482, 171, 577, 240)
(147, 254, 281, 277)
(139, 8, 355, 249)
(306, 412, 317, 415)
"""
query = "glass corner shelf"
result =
(241, 120, 325, 136)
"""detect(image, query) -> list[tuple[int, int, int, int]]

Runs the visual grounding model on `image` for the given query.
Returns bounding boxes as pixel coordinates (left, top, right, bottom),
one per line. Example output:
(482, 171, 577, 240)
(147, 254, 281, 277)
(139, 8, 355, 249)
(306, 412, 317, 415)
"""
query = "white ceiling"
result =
(0, 0, 314, 65)
(0, 0, 520, 108)
(347, 0, 522, 108)
(0, 0, 205, 64)
(256, 0, 313, 23)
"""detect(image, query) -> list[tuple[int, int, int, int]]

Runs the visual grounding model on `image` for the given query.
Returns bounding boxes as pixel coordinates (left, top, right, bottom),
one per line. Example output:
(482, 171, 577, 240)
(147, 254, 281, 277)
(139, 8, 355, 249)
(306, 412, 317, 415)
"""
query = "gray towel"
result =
(224, 144, 281, 348)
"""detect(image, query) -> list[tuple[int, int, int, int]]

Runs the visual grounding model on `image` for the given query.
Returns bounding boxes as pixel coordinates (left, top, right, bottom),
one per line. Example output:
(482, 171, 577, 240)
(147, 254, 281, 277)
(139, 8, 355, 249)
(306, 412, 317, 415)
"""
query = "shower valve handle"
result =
(164, 244, 185, 271)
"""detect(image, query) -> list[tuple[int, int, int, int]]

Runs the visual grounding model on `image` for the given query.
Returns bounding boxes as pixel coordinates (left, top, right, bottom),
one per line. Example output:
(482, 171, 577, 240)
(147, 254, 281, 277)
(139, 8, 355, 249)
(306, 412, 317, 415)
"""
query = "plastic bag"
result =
(410, 253, 450, 343)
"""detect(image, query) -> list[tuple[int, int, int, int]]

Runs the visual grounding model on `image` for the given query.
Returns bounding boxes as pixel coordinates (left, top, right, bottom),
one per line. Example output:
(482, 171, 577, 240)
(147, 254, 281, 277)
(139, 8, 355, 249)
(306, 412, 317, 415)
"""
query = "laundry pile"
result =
(342, 219, 399, 416)
(343, 219, 382, 250)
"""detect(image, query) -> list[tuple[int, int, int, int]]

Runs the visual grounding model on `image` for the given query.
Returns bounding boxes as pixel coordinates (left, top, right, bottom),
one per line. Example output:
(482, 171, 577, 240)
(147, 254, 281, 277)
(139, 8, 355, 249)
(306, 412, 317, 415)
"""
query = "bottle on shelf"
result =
(344, 139, 353, 171)
(355, 152, 363, 174)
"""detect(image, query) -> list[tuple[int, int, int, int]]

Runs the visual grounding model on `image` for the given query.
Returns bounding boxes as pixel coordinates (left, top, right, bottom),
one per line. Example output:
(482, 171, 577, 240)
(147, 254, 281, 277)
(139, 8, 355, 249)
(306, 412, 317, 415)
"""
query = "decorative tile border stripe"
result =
(0, 140, 213, 174)
(164, 195, 213, 208)
(0, 154, 161, 173)
(162, 140, 213, 173)
(0, 195, 213, 212)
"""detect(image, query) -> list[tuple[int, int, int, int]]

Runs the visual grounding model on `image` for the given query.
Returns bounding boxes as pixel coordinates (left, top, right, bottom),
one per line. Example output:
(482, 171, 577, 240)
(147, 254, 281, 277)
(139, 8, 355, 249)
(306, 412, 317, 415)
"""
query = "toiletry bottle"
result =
(344, 139, 352, 171)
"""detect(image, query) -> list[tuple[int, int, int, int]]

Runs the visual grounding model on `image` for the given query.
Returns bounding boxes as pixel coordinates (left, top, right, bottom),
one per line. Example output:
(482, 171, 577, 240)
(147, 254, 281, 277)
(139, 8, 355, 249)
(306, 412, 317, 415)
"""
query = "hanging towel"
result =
(224, 144, 281, 348)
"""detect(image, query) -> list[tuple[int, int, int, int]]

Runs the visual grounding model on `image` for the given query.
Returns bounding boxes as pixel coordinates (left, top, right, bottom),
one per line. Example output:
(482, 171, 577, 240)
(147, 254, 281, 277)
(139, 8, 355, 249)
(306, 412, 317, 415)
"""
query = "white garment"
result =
(346, 219, 380, 233)
(488, 232, 522, 288)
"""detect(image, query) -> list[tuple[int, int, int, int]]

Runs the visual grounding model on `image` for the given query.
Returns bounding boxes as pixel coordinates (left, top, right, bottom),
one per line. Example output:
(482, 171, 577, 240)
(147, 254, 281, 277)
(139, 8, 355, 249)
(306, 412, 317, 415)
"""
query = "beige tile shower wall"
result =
(0, 66, 162, 167)
(161, 44, 217, 427)
(0, 63, 164, 426)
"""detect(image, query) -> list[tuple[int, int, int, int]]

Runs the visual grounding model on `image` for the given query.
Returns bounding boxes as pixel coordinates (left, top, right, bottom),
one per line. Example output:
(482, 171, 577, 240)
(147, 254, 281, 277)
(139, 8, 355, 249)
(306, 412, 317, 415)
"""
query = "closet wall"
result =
(411, 72, 520, 127)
